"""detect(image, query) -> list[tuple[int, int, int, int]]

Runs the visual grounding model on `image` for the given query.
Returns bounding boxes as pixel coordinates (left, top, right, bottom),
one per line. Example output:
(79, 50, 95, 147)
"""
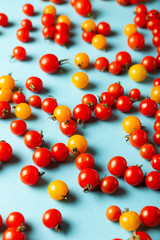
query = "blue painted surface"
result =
(0, 0, 159, 239)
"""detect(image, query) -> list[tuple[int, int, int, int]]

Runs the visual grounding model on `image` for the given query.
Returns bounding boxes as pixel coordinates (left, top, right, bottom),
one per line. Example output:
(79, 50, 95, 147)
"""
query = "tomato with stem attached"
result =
(140, 206, 160, 227)
(48, 180, 69, 200)
(23, 4, 34, 16)
(134, 14, 147, 28)
(0, 141, 12, 162)
(24, 130, 43, 149)
(59, 119, 77, 136)
(119, 210, 141, 231)
(67, 134, 88, 155)
(78, 168, 100, 192)
(51, 143, 69, 162)
(42, 97, 58, 114)
(145, 171, 160, 190)
(81, 19, 96, 32)
(99, 92, 114, 106)
(115, 51, 131, 69)
(100, 176, 119, 194)
(10, 120, 27, 136)
(74, 52, 89, 69)
(33, 148, 52, 167)
(54, 31, 69, 45)
(147, 19, 160, 31)
(26, 76, 43, 93)
(0, 101, 11, 118)
(42, 209, 62, 231)
(75, 153, 94, 170)
(122, 116, 141, 134)
(108, 82, 124, 99)
(124, 165, 143, 186)
(81, 94, 97, 109)
(12, 46, 26, 61)
(127, 129, 148, 148)
(20, 165, 44, 185)
(106, 206, 121, 222)
(14, 103, 31, 119)
(53, 105, 71, 123)
(6, 212, 25, 228)
(151, 154, 160, 171)
(130, 231, 151, 240)
(94, 103, 112, 120)
(73, 104, 92, 124)
(128, 32, 145, 50)
(16, 28, 29, 42)
(94, 57, 109, 71)
(42, 25, 55, 40)
(28, 95, 41, 108)
(74, 0, 92, 17)
(12, 89, 25, 104)
(147, 9, 160, 19)
(108, 156, 127, 177)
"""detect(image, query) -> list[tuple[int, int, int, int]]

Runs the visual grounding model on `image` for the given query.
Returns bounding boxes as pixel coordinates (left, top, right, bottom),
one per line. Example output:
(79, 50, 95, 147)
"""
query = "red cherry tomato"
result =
(75, 153, 94, 170)
(124, 165, 143, 186)
(141, 56, 157, 72)
(129, 129, 148, 148)
(26, 76, 43, 93)
(140, 206, 160, 227)
(54, 31, 69, 45)
(157, 54, 160, 67)
(116, 96, 132, 112)
(70, 0, 76, 6)
(42, 97, 58, 114)
(100, 176, 119, 194)
(133, 231, 151, 240)
(97, 22, 110, 36)
(74, 0, 92, 17)
(12, 89, 25, 104)
(20, 165, 42, 185)
(42, 209, 62, 231)
(115, 51, 131, 68)
(42, 25, 55, 39)
(21, 19, 32, 30)
(0, 13, 8, 26)
(129, 88, 141, 100)
(147, 18, 160, 31)
(16, 28, 29, 42)
(109, 61, 121, 75)
(0, 101, 11, 118)
(78, 168, 100, 192)
(6, 212, 25, 228)
(140, 144, 156, 160)
(73, 104, 92, 123)
(146, 171, 160, 190)
(51, 143, 69, 162)
(28, 95, 41, 108)
(23, 4, 34, 16)
(33, 148, 52, 167)
(24, 130, 43, 149)
(134, 14, 147, 28)
(153, 78, 160, 87)
(106, 206, 121, 222)
(108, 82, 124, 99)
(155, 109, 160, 119)
(94, 103, 112, 120)
(0, 141, 12, 162)
(139, 98, 158, 116)
(39, 54, 61, 74)
(10, 120, 27, 136)
(108, 156, 127, 177)
(151, 154, 160, 171)
(128, 32, 145, 50)
(147, 9, 160, 19)
(12, 46, 26, 61)
(81, 93, 97, 109)
(135, 4, 148, 15)
(59, 119, 77, 136)
(94, 57, 109, 71)
(153, 131, 160, 145)
(41, 14, 55, 26)
(99, 92, 114, 106)
(152, 26, 160, 35)
(154, 120, 160, 131)
(153, 33, 160, 47)
(2, 227, 26, 240)
(55, 23, 69, 33)
(82, 31, 96, 43)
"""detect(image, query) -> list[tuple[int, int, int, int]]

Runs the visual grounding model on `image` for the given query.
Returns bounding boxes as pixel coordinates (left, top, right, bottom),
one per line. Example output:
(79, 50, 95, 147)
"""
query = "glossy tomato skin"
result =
(28, 95, 41, 108)
(99, 92, 114, 106)
(12, 46, 26, 61)
(39, 54, 59, 73)
(42, 97, 58, 114)
(74, 0, 92, 17)
(154, 120, 160, 131)
(41, 14, 55, 26)
(119, 210, 141, 231)
(82, 31, 96, 43)
(124, 166, 143, 186)
(55, 23, 69, 33)
(128, 32, 145, 50)
(42, 209, 62, 230)
(24, 130, 43, 149)
(21, 19, 32, 30)
(12, 90, 25, 104)
(6, 212, 25, 228)
(78, 168, 100, 191)
(2, 227, 26, 240)
(152, 26, 160, 35)
(0, 101, 11, 118)
(42, 25, 55, 39)
(108, 83, 124, 99)
(134, 14, 147, 28)
(23, 3, 34, 16)
(147, 9, 160, 19)
(16, 28, 29, 42)
(106, 206, 121, 222)
(153, 131, 160, 145)
(10, 120, 27, 136)
(139, 99, 158, 116)
(134, 231, 151, 240)
(129, 129, 148, 148)
(153, 78, 160, 87)
(129, 88, 141, 100)
(94, 103, 112, 120)
(59, 119, 77, 136)
(109, 61, 121, 75)
(135, 4, 148, 15)
(0, 215, 2, 227)
(140, 144, 156, 160)
(94, 57, 109, 71)
(0, 141, 12, 162)
(147, 18, 160, 31)
(108, 156, 127, 177)
(151, 154, 160, 171)
(116, 0, 129, 5)
(153, 33, 160, 47)
(51, 143, 69, 162)
(115, 51, 131, 68)
(116, 96, 132, 112)
(75, 153, 94, 170)
(81, 94, 97, 110)
(54, 31, 69, 45)
(33, 148, 52, 167)
(73, 104, 92, 123)
(141, 56, 157, 72)
(97, 22, 110, 36)
(0, 13, 8, 26)
(155, 109, 160, 119)
(145, 171, 160, 190)
(100, 176, 119, 194)
(20, 165, 40, 185)
(140, 206, 160, 227)
(26, 76, 43, 93)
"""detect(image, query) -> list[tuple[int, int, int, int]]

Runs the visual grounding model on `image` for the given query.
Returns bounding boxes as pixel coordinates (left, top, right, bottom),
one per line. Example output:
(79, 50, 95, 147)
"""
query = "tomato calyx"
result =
(59, 59, 70, 65)
(38, 171, 45, 177)
(136, 164, 143, 169)
(77, 118, 84, 126)
(102, 103, 108, 108)
(65, 119, 71, 124)
(17, 223, 26, 232)
(72, 147, 80, 155)
(49, 115, 56, 121)
(54, 223, 61, 232)
(2, 108, 8, 116)
(86, 102, 94, 108)
(0, 140, 5, 142)
(83, 184, 92, 192)
(129, 231, 140, 240)
(61, 190, 69, 200)
(30, 84, 35, 91)
(123, 207, 129, 213)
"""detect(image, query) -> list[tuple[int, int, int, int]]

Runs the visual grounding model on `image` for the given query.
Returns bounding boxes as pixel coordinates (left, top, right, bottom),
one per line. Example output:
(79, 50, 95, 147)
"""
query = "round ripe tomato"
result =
(134, 14, 147, 28)
(16, 28, 29, 42)
(146, 171, 160, 190)
(153, 33, 160, 47)
(129, 129, 148, 148)
(10, 120, 27, 136)
(151, 86, 160, 104)
(94, 103, 112, 120)
(72, 72, 89, 89)
(109, 62, 121, 75)
(82, 31, 96, 43)
(53, 105, 71, 123)
(0, 74, 15, 90)
(139, 98, 158, 116)
(147, 18, 160, 31)
(124, 23, 137, 37)
(12, 89, 25, 104)
(0, 215, 2, 227)
(135, 4, 148, 15)
(115, 51, 131, 68)
(2, 228, 26, 240)
(129, 64, 147, 82)
(140, 144, 156, 160)
(12, 46, 26, 61)
(97, 22, 111, 36)
(42, 209, 62, 231)
(108, 82, 124, 99)
(153, 131, 160, 145)
(157, 54, 160, 67)
(119, 210, 141, 231)
(78, 168, 100, 192)
(6, 212, 25, 228)
(23, 4, 34, 16)
(55, 23, 69, 33)
(100, 176, 119, 194)
(26, 76, 43, 93)
(67, 135, 88, 155)
(0, 87, 12, 102)
(141, 56, 157, 72)
(48, 180, 69, 200)
(94, 57, 109, 71)
(41, 14, 55, 26)
(43, 5, 56, 16)
(108, 156, 127, 177)
(153, 78, 160, 87)
(0, 141, 12, 162)
(129, 88, 141, 100)
(151, 155, 160, 171)
(155, 109, 160, 119)
(154, 120, 160, 131)
(132, 231, 151, 240)
(24, 130, 43, 149)
(122, 116, 141, 134)
(99, 92, 114, 106)
(59, 119, 77, 136)
(124, 166, 143, 186)
(81, 94, 97, 109)
(21, 19, 32, 30)
(57, 15, 71, 26)
(74, 52, 89, 69)
(152, 26, 160, 35)
(33, 148, 52, 167)
(128, 32, 145, 50)
(51, 143, 69, 162)
(20, 165, 42, 185)
(0, 101, 11, 118)
(74, 0, 92, 17)
(14, 103, 31, 119)
(42, 97, 58, 114)
(54, 31, 69, 45)
(39, 54, 60, 74)
(116, 96, 132, 112)
(140, 206, 160, 227)
(106, 206, 121, 222)
(0, 13, 8, 26)
(75, 153, 94, 170)
(116, 0, 129, 5)
(28, 95, 41, 108)
(42, 25, 55, 40)
(81, 19, 96, 32)
(148, 9, 160, 19)
(70, 0, 76, 6)
(92, 34, 107, 50)
(73, 104, 92, 123)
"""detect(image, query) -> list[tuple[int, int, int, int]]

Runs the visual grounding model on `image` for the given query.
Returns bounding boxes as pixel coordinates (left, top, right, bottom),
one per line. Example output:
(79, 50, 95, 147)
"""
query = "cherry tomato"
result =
(109, 61, 121, 75)
(67, 135, 88, 155)
(14, 103, 31, 119)
(92, 34, 107, 50)
(43, 5, 56, 16)
(82, 31, 96, 43)
(115, 51, 131, 68)
(135, 4, 148, 15)
(42, 25, 55, 39)
(41, 14, 55, 26)
(10, 120, 27, 136)
(39, 54, 61, 74)
(134, 14, 147, 28)
(55, 23, 69, 33)
(151, 154, 160, 171)
(108, 156, 127, 177)
(57, 15, 71, 26)
(153, 131, 160, 145)
(154, 120, 160, 131)
(152, 26, 160, 35)
(48, 180, 69, 200)
(26, 76, 43, 93)
(0, 74, 15, 90)
(155, 109, 160, 119)
(28, 95, 41, 108)
(53, 105, 71, 123)
(132, 231, 151, 240)
(23, 4, 34, 16)
(100, 176, 119, 194)
(42, 97, 58, 114)
(74, 0, 92, 17)
(124, 165, 143, 186)
(6, 212, 25, 228)
(129, 64, 147, 82)
(12, 89, 25, 104)
(129, 88, 141, 100)
(24, 130, 43, 149)
(59, 119, 77, 136)
(0, 87, 12, 102)
(151, 85, 160, 104)
(78, 168, 100, 192)
(20, 165, 43, 185)
(147, 18, 160, 31)
(94, 57, 109, 71)
(12, 46, 26, 61)
(21, 19, 32, 30)
(140, 206, 160, 227)
(141, 56, 157, 72)
(0, 141, 12, 162)
(106, 206, 121, 222)
(81, 19, 96, 32)
(129, 129, 148, 148)
(75, 153, 94, 170)
(97, 22, 111, 36)
(147, 9, 160, 19)
(72, 72, 89, 89)
(153, 78, 160, 87)
(73, 104, 92, 123)
(0, 13, 8, 26)
(124, 23, 137, 37)
(74, 52, 89, 69)
(128, 32, 145, 50)
(116, 96, 132, 112)
(157, 54, 160, 67)
(51, 143, 69, 162)
(94, 103, 112, 120)
(122, 116, 141, 134)
(153, 33, 160, 47)
(146, 171, 160, 190)
(140, 144, 156, 160)
(119, 210, 141, 231)
(42, 209, 62, 231)
(81, 94, 97, 109)
(2, 228, 26, 240)
(108, 82, 124, 99)
(16, 28, 29, 42)
(139, 98, 158, 116)
(0, 101, 11, 118)
(33, 148, 52, 167)
(70, 0, 76, 6)
(54, 31, 69, 45)
(99, 92, 114, 106)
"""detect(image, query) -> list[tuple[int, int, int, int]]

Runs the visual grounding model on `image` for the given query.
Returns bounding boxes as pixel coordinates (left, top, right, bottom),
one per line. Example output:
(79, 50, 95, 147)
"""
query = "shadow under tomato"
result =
(45, 161, 59, 171)
(62, 192, 77, 203)
(40, 87, 50, 95)
(24, 223, 32, 232)
(94, 163, 103, 173)
(64, 154, 75, 164)
(61, 219, 70, 234)
(26, 114, 38, 121)
(30, 26, 38, 32)
(2, 154, 21, 166)
(0, 223, 7, 233)
(83, 82, 97, 90)
(34, 177, 49, 188)
(113, 186, 127, 196)
(24, 56, 33, 62)
(32, 11, 40, 17)
(108, 30, 117, 37)
(27, 37, 35, 43)
(5, 22, 15, 28)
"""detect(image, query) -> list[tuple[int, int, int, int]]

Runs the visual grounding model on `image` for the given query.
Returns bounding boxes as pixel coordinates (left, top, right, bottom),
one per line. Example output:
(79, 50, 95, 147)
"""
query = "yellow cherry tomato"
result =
(0, 87, 12, 102)
(122, 116, 141, 134)
(67, 134, 88, 155)
(124, 24, 137, 37)
(57, 15, 71, 26)
(48, 180, 69, 200)
(15, 103, 31, 119)
(81, 19, 96, 32)
(129, 64, 147, 82)
(74, 52, 90, 69)
(43, 5, 56, 16)
(119, 210, 141, 231)
(0, 75, 15, 90)
(92, 34, 107, 50)
(72, 72, 89, 89)
(150, 86, 160, 103)
(53, 105, 71, 123)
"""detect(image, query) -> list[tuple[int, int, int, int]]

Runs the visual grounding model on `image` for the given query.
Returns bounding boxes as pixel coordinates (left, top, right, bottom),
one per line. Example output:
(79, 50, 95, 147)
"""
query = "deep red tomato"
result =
(42, 209, 62, 231)
(0, 101, 11, 118)
(153, 78, 160, 87)
(20, 165, 43, 185)
(75, 153, 94, 170)
(124, 165, 143, 186)
(140, 144, 156, 160)
(41, 14, 55, 26)
(12, 89, 25, 104)
(21, 19, 32, 30)
(140, 206, 160, 227)
(129, 88, 141, 100)
(116, 0, 129, 5)
(81, 93, 97, 109)
(78, 168, 100, 192)
(128, 32, 145, 50)
(109, 61, 121, 75)
(23, 4, 34, 16)
(97, 22, 110, 36)
(82, 31, 96, 43)
(135, 4, 148, 15)
(99, 92, 114, 106)
(94, 103, 112, 120)
(0, 13, 8, 26)
(129, 129, 148, 148)
(33, 148, 52, 167)
(151, 154, 160, 171)
(73, 104, 92, 123)
(115, 51, 131, 68)
(152, 26, 160, 35)
(155, 109, 160, 119)
(26, 76, 43, 93)
(74, 0, 92, 17)
(6, 212, 25, 228)
(94, 57, 109, 72)
(153, 131, 160, 145)
(10, 120, 27, 136)
(152, 33, 160, 47)
(146, 171, 160, 190)
(132, 231, 151, 240)
(108, 156, 127, 177)
(116, 96, 132, 112)
(59, 119, 77, 136)
(106, 205, 121, 222)
(42, 97, 58, 114)
(24, 130, 43, 149)
(51, 143, 69, 162)
(70, 0, 76, 6)
(39, 54, 61, 73)
(141, 56, 157, 72)
(0, 141, 12, 162)
(156, 54, 160, 67)
(147, 18, 160, 31)
(54, 31, 69, 45)
(16, 28, 29, 42)
(147, 9, 160, 19)
(42, 25, 55, 39)
(2, 227, 26, 240)
(55, 23, 69, 33)
(108, 82, 124, 99)
(100, 176, 119, 194)
(154, 120, 160, 131)
(134, 14, 147, 28)
(12, 46, 26, 61)
(139, 98, 158, 116)
(28, 95, 41, 108)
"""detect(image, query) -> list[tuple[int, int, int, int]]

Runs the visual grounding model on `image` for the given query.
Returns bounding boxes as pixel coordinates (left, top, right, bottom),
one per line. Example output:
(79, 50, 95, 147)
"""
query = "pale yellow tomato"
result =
(72, 72, 89, 89)
(119, 210, 141, 231)
(67, 134, 88, 155)
(74, 53, 89, 69)
(57, 15, 71, 26)
(43, 5, 56, 16)
(48, 180, 69, 200)
(0, 87, 12, 102)
(0, 75, 15, 90)
(129, 64, 147, 82)
(150, 86, 160, 103)
(92, 34, 107, 50)
(122, 116, 141, 134)
(81, 19, 96, 32)
(124, 24, 137, 37)
(15, 103, 31, 119)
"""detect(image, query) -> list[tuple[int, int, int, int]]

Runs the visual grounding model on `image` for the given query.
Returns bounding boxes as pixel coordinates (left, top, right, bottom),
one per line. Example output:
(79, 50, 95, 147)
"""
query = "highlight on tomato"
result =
(0, 101, 11, 118)
(20, 165, 45, 185)
(42, 209, 62, 231)
(0, 140, 13, 162)
(78, 168, 100, 192)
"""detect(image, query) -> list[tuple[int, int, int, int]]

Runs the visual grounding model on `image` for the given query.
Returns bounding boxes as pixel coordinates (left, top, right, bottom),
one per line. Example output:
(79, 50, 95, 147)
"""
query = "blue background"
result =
(0, 0, 160, 239)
